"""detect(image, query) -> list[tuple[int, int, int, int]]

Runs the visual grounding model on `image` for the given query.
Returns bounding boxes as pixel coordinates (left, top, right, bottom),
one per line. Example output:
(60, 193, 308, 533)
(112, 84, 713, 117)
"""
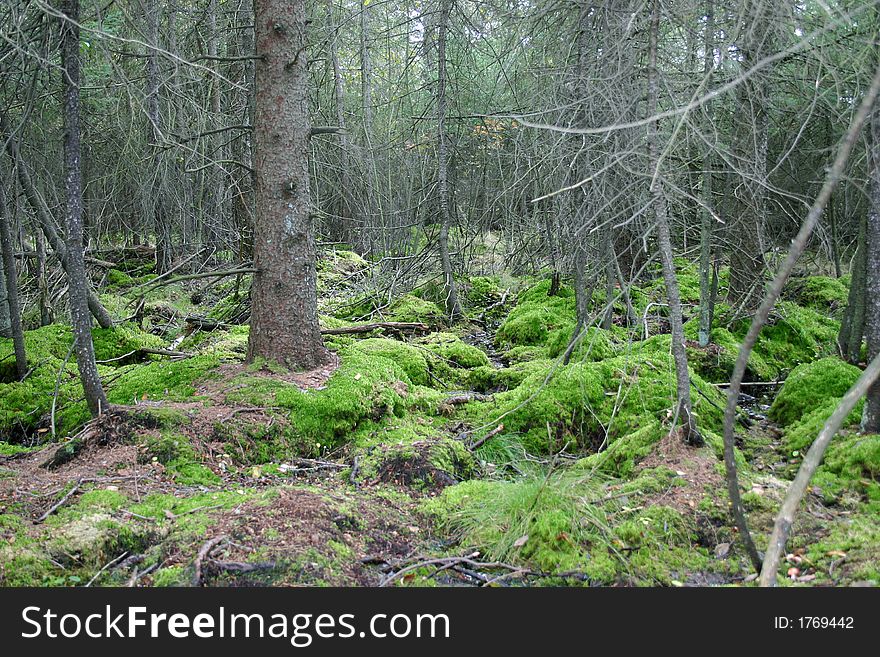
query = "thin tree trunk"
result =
(145, 0, 172, 274)
(60, 0, 108, 417)
(328, 5, 358, 248)
(862, 79, 880, 432)
(647, 0, 701, 446)
(727, 0, 773, 311)
(697, 0, 716, 347)
(35, 229, 51, 326)
(839, 211, 866, 363)
(0, 181, 28, 382)
(0, 241, 9, 338)
(436, 0, 462, 320)
(247, 0, 329, 370)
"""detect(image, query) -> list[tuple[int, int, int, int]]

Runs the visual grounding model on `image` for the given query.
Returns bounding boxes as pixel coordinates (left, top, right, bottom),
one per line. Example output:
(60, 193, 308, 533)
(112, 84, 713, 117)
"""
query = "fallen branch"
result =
(278, 459, 346, 475)
(319, 321, 429, 335)
(442, 392, 491, 406)
(34, 478, 83, 523)
(209, 560, 277, 575)
(192, 536, 227, 586)
(141, 267, 256, 295)
(96, 347, 191, 364)
(468, 424, 505, 451)
(85, 551, 129, 587)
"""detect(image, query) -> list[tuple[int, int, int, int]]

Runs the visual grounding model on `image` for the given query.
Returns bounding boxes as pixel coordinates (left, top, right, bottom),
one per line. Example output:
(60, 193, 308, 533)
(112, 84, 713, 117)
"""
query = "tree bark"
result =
(144, 0, 172, 274)
(647, 0, 701, 446)
(246, 0, 329, 371)
(727, 0, 773, 311)
(862, 77, 880, 432)
(436, 0, 463, 320)
(697, 0, 716, 348)
(0, 182, 27, 379)
(839, 211, 866, 364)
(60, 0, 108, 417)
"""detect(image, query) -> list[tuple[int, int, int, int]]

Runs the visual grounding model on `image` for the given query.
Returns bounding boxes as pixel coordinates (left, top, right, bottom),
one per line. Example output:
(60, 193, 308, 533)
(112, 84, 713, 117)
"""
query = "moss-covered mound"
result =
(0, 323, 194, 438)
(741, 302, 841, 380)
(495, 280, 575, 350)
(351, 438, 476, 492)
(463, 352, 724, 455)
(770, 357, 861, 426)
(785, 275, 849, 316)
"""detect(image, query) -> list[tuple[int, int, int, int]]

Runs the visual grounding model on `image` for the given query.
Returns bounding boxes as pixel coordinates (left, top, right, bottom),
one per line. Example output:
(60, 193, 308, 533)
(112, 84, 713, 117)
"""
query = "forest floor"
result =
(1, 249, 878, 587)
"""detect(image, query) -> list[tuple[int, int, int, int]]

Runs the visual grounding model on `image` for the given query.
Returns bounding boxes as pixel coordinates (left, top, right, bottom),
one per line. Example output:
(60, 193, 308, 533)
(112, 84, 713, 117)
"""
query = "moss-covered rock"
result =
(770, 357, 861, 426)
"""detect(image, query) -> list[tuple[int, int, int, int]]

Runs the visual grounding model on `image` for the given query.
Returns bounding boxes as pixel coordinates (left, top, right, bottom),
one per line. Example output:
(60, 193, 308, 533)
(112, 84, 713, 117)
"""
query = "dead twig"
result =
(467, 424, 505, 451)
(192, 536, 227, 586)
(34, 478, 83, 524)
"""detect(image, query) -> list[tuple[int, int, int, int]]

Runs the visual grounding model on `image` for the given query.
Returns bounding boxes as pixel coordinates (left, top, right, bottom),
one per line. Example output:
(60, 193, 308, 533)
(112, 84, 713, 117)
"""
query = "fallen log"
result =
(320, 321, 429, 335)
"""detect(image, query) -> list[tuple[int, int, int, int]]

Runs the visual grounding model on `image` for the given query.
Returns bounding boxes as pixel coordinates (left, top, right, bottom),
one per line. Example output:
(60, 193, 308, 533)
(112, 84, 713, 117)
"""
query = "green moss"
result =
(574, 419, 664, 477)
(738, 302, 840, 380)
(546, 326, 616, 361)
(0, 442, 40, 456)
(78, 489, 128, 511)
(823, 433, 880, 484)
(106, 268, 134, 289)
(786, 275, 849, 316)
(496, 281, 575, 349)
(223, 345, 414, 454)
(465, 353, 723, 454)
(152, 565, 188, 587)
(465, 276, 502, 307)
(388, 295, 445, 325)
(423, 465, 713, 584)
(784, 397, 863, 453)
(351, 437, 476, 491)
(770, 357, 861, 426)
(0, 323, 177, 437)
(418, 333, 489, 369)
(349, 338, 429, 386)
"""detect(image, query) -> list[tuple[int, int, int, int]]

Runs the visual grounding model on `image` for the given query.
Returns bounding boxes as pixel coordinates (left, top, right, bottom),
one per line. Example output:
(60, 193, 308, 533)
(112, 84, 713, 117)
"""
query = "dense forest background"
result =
(0, 0, 879, 588)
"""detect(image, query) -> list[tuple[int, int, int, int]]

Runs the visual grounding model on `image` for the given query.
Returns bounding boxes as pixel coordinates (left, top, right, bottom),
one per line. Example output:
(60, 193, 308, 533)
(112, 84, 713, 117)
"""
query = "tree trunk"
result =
(246, 0, 329, 371)
(697, 0, 716, 347)
(145, 0, 172, 274)
(647, 0, 701, 446)
(436, 0, 462, 320)
(839, 211, 866, 364)
(727, 0, 773, 311)
(60, 0, 108, 417)
(862, 83, 880, 432)
(328, 5, 358, 248)
(0, 183, 26, 378)
(0, 242, 9, 338)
